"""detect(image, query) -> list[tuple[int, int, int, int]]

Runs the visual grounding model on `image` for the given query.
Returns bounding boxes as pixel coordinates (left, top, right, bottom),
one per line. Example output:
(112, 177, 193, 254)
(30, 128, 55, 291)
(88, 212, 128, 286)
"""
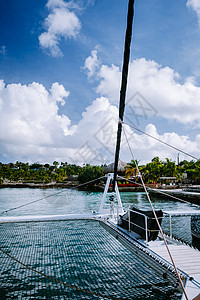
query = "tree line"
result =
(0, 161, 104, 185)
(0, 157, 199, 185)
(125, 157, 200, 184)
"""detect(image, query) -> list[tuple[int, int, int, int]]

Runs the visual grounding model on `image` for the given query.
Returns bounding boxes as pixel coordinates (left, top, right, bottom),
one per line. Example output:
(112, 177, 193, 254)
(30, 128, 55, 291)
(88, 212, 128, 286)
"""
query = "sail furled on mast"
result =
(113, 0, 135, 191)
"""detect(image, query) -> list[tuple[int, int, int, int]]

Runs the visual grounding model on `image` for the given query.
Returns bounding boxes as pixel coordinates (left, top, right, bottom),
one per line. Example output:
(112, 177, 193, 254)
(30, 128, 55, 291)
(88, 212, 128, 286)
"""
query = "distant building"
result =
(160, 177, 177, 185)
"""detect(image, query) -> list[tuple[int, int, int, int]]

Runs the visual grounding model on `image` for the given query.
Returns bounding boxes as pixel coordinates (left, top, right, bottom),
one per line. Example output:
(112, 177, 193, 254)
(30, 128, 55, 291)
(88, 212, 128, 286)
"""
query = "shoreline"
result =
(1, 182, 200, 205)
(0, 182, 79, 189)
(0, 181, 183, 192)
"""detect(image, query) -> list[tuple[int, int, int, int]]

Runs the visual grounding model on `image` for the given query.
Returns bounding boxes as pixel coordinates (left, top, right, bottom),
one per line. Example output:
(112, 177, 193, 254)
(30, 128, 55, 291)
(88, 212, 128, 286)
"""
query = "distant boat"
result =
(109, 183, 139, 187)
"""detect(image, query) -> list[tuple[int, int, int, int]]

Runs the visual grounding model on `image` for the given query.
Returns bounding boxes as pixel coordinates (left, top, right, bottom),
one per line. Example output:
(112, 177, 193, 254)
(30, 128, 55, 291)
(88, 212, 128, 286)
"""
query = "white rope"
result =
(122, 123, 189, 300)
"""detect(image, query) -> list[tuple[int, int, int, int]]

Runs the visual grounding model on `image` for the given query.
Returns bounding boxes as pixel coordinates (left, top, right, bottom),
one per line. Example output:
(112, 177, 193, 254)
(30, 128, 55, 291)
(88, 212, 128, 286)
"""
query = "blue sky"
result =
(0, 0, 200, 165)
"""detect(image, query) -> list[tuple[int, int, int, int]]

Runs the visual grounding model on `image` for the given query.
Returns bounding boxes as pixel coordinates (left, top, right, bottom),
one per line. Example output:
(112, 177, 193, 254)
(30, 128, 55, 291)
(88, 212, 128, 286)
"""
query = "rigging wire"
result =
(122, 121, 199, 161)
(122, 124, 189, 300)
(117, 175, 200, 208)
(0, 176, 106, 215)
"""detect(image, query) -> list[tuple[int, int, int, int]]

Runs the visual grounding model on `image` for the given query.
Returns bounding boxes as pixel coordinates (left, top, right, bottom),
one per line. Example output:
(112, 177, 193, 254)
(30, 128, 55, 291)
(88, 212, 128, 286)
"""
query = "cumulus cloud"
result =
(0, 81, 72, 160)
(85, 52, 200, 127)
(46, 0, 68, 9)
(0, 79, 118, 163)
(0, 77, 200, 164)
(84, 50, 100, 79)
(0, 46, 6, 56)
(2, 51, 200, 164)
(123, 123, 199, 164)
(187, 0, 200, 25)
(64, 96, 200, 165)
(46, 0, 80, 10)
(39, 0, 81, 57)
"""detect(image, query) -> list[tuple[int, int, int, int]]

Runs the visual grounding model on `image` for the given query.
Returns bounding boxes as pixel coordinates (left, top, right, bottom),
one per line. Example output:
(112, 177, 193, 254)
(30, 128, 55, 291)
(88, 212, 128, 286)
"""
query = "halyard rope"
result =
(122, 123, 189, 300)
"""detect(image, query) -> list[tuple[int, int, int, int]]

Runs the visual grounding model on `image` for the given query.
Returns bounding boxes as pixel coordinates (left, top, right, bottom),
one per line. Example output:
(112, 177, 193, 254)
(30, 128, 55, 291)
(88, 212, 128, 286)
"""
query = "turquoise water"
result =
(0, 188, 199, 217)
(0, 188, 199, 247)
(0, 188, 103, 216)
(0, 188, 199, 299)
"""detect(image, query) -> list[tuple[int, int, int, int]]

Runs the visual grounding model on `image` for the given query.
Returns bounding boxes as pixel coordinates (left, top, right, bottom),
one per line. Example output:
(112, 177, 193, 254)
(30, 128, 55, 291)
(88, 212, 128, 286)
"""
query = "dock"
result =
(150, 188, 200, 205)
(148, 239, 200, 299)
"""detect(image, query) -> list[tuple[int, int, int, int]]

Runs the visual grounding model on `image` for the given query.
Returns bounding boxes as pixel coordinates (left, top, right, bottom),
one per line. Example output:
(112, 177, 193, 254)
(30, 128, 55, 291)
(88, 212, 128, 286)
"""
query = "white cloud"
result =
(0, 77, 200, 164)
(0, 80, 118, 163)
(0, 46, 6, 56)
(39, 1, 81, 57)
(63, 96, 119, 164)
(97, 64, 121, 101)
(123, 123, 199, 164)
(187, 0, 200, 25)
(87, 54, 200, 127)
(46, 0, 79, 10)
(74, 51, 200, 164)
(2, 51, 200, 164)
(84, 50, 100, 79)
(50, 82, 69, 105)
(0, 80, 71, 154)
(46, 0, 68, 9)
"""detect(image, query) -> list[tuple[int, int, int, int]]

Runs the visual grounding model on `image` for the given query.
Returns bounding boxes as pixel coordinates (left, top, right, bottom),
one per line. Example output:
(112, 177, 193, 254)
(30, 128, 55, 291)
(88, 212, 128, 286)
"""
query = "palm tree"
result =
(125, 159, 140, 180)
(142, 157, 163, 183)
(53, 161, 59, 169)
(163, 158, 177, 177)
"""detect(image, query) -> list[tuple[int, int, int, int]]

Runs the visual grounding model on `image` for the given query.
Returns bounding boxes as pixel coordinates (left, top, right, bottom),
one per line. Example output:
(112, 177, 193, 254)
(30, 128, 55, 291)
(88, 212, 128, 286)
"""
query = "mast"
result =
(113, 0, 135, 191)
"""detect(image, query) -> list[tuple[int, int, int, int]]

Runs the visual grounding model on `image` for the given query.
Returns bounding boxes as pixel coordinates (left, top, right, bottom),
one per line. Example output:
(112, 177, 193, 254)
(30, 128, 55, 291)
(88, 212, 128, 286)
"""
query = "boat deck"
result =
(148, 240, 200, 299)
(149, 243, 200, 277)
(0, 217, 184, 299)
(0, 213, 200, 299)
(103, 219, 200, 299)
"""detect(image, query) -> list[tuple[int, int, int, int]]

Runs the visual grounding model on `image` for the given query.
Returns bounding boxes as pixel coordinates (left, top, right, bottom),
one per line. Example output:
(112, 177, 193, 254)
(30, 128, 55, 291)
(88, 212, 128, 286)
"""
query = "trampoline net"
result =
(0, 220, 182, 299)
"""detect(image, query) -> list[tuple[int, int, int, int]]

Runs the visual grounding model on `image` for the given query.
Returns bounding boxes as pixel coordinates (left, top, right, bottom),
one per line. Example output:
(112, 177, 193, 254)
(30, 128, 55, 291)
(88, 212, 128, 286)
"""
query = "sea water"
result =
(0, 188, 199, 246)
(0, 188, 199, 216)
(0, 188, 199, 299)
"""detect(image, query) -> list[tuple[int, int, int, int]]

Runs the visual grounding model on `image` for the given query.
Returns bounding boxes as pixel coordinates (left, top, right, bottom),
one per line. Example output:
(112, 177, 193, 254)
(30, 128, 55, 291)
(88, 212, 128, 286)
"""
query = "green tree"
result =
(53, 161, 59, 168)
(125, 159, 140, 180)
(163, 158, 177, 177)
(143, 157, 163, 183)
(78, 165, 103, 184)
